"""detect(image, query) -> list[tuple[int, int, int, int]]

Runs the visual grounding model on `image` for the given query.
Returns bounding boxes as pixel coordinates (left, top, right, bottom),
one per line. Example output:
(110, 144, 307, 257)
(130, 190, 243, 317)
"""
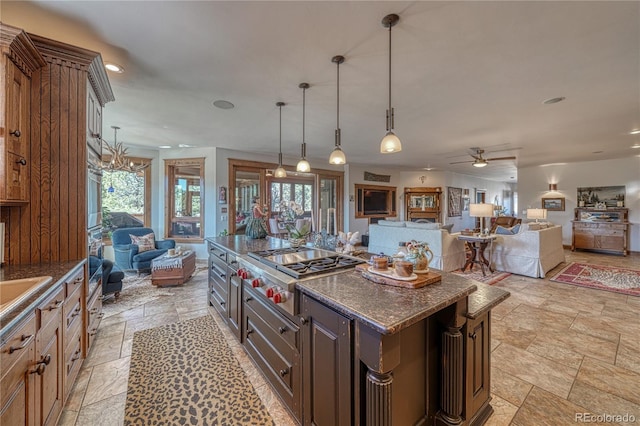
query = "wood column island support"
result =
(206, 236, 510, 426)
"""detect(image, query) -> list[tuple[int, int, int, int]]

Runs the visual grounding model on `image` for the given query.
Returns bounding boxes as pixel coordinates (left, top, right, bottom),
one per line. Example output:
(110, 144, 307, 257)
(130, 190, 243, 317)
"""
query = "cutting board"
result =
(355, 264, 441, 289)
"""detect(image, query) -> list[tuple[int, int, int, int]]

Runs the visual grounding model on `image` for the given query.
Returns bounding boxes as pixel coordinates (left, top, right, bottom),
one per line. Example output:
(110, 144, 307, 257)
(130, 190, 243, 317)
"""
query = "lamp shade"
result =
(380, 131, 402, 153)
(526, 208, 547, 220)
(469, 203, 494, 218)
(329, 147, 346, 164)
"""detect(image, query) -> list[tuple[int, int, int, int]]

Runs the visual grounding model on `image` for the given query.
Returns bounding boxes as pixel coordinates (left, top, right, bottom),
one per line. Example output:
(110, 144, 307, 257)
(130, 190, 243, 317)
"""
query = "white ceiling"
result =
(3, 1, 639, 182)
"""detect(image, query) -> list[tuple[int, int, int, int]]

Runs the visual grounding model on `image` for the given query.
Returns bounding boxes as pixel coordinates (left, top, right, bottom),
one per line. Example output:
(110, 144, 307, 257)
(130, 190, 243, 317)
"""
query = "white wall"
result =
(518, 157, 640, 251)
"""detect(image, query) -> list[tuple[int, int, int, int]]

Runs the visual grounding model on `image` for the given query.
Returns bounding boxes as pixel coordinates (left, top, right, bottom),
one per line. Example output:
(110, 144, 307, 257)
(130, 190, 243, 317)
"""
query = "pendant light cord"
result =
(337, 60, 340, 132)
(388, 22, 393, 131)
(279, 104, 282, 158)
(302, 85, 306, 158)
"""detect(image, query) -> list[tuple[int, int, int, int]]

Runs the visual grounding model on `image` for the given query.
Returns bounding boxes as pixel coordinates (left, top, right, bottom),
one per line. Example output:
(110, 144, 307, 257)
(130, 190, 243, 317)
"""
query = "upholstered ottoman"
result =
(102, 259, 125, 299)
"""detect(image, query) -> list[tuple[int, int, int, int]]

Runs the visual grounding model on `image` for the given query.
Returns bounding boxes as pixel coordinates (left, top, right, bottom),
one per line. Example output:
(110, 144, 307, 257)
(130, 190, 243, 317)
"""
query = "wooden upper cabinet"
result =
(0, 23, 46, 204)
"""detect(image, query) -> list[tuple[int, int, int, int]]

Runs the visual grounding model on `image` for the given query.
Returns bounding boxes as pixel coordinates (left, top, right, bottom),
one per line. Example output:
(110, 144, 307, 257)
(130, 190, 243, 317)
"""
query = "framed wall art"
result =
(577, 186, 625, 207)
(218, 186, 227, 204)
(447, 187, 462, 217)
(542, 197, 565, 211)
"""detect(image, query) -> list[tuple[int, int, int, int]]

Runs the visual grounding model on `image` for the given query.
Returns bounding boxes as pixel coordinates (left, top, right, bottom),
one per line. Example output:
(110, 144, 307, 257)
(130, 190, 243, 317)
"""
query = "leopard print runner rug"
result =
(124, 315, 274, 425)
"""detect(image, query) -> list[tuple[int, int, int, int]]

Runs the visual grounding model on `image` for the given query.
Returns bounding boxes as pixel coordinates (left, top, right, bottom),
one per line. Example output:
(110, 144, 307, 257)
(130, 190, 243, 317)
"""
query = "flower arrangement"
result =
(278, 200, 310, 239)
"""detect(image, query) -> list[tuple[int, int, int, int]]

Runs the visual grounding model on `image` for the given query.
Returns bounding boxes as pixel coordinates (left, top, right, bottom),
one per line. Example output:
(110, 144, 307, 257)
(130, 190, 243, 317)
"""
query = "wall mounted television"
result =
(355, 184, 397, 218)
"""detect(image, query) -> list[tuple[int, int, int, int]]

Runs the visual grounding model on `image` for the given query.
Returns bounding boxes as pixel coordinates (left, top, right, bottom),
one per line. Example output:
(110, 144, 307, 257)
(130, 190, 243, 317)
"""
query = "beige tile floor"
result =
(59, 250, 640, 425)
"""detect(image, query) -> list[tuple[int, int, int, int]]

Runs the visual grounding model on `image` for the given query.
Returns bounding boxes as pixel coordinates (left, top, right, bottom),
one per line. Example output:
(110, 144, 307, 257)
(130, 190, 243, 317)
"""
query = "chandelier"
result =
(100, 126, 149, 173)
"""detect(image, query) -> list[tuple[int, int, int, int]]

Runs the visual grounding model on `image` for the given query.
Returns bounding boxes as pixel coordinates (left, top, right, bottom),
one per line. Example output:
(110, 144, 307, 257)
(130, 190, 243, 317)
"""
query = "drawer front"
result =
(38, 286, 65, 332)
(244, 312, 300, 418)
(209, 256, 227, 283)
(227, 252, 239, 270)
(1, 314, 36, 408)
(87, 290, 103, 349)
(244, 286, 299, 352)
(208, 243, 227, 263)
(209, 283, 227, 318)
(63, 330, 82, 398)
(65, 268, 84, 299)
(63, 291, 83, 343)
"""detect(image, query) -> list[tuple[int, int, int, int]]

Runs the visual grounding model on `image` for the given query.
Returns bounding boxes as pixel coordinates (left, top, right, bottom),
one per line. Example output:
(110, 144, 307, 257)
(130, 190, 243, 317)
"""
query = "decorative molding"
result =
(0, 23, 46, 77)
(88, 54, 115, 106)
(364, 171, 391, 182)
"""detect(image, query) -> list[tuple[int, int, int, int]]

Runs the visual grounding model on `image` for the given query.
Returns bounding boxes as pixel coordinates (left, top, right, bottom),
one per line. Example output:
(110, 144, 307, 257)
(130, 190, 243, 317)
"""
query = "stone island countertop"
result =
(207, 236, 504, 335)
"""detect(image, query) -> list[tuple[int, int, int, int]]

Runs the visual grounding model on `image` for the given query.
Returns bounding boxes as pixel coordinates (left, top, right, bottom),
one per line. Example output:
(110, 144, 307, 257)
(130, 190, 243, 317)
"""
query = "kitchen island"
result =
(206, 236, 509, 426)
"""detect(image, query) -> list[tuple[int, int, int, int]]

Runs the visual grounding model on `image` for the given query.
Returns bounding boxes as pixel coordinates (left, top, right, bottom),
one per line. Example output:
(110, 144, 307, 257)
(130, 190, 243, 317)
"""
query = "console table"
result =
(458, 234, 496, 276)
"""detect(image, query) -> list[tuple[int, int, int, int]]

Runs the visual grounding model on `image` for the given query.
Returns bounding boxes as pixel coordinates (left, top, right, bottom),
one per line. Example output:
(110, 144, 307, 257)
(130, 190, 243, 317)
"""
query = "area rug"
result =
(125, 315, 274, 425)
(452, 269, 512, 285)
(550, 262, 640, 296)
(102, 264, 207, 318)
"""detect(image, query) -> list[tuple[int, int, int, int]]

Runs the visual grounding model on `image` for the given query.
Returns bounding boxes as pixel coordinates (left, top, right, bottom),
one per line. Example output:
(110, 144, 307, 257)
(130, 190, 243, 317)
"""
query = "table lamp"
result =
(526, 208, 547, 223)
(469, 203, 494, 236)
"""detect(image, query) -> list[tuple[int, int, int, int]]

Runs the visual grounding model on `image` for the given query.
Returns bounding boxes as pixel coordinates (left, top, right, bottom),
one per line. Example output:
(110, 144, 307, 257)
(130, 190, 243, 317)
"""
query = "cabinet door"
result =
(0, 314, 36, 426)
(227, 270, 242, 340)
(301, 294, 352, 426)
(36, 287, 64, 426)
(86, 83, 102, 155)
(2, 58, 30, 202)
(465, 313, 491, 422)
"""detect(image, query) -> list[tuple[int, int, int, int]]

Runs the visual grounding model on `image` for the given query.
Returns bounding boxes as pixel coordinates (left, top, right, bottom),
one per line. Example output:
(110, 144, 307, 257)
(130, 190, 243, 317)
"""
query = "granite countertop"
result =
(296, 270, 477, 335)
(206, 235, 509, 335)
(466, 282, 510, 319)
(0, 260, 86, 337)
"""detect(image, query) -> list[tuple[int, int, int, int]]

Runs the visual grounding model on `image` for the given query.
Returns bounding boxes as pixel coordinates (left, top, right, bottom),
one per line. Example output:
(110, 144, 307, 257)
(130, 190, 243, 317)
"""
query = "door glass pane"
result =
(320, 178, 337, 233)
(235, 171, 260, 235)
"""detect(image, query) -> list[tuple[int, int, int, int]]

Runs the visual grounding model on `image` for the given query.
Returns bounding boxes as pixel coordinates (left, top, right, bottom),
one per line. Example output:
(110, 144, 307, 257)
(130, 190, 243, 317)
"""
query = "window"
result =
(270, 179, 314, 216)
(165, 158, 205, 241)
(101, 156, 152, 242)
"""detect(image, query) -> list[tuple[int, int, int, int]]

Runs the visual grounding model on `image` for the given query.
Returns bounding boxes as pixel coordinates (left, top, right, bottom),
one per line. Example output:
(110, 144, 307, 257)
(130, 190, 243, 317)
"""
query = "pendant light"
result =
(296, 82, 311, 172)
(274, 102, 287, 178)
(380, 13, 402, 154)
(329, 55, 347, 165)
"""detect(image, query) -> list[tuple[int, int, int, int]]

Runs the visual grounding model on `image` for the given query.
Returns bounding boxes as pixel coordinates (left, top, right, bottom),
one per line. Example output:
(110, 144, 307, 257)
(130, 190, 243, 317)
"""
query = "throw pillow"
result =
(495, 225, 521, 235)
(130, 232, 155, 252)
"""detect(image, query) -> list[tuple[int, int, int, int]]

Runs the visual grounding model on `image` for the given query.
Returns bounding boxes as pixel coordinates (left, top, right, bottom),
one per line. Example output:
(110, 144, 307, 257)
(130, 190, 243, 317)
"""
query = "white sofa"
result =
(367, 221, 466, 272)
(492, 224, 565, 278)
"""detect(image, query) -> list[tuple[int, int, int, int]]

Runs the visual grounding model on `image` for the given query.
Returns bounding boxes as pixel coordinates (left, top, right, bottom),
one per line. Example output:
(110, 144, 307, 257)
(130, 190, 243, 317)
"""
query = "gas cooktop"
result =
(248, 247, 366, 279)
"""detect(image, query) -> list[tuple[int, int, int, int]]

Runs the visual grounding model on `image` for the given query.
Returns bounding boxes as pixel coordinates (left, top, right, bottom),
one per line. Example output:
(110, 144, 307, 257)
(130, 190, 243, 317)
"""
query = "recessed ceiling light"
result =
(630, 130, 640, 135)
(631, 144, 640, 149)
(158, 145, 172, 149)
(423, 167, 433, 171)
(105, 63, 124, 73)
(542, 97, 565, 105)
(213, 100, 234, 109)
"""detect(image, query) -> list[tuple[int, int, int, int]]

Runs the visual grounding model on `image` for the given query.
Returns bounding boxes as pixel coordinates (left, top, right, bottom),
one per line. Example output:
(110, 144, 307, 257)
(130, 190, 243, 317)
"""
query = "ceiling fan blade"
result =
(486, 156, 516, 161)
(449, 160, 474, 165)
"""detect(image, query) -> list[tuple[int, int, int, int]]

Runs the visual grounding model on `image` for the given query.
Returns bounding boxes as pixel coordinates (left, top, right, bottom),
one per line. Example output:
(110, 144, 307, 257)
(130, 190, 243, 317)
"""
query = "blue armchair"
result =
(111, 227, 175, 272)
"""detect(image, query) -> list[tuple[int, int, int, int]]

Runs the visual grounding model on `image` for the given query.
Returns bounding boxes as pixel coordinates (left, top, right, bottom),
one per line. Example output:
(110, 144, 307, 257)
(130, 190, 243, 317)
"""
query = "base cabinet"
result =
(572, 208, 629, 256)
(300, 294, 352, 426)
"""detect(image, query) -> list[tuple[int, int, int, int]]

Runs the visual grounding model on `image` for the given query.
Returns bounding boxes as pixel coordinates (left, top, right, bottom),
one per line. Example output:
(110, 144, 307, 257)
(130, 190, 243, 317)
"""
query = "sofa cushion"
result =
(378, 220, 406, 227)
(130, 232, 155, 252)
(406, 222, 440, 230)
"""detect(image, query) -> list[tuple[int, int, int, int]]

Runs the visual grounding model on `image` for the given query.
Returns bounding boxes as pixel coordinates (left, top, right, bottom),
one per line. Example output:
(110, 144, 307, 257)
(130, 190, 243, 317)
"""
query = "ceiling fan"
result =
(450, 148, 517, 168)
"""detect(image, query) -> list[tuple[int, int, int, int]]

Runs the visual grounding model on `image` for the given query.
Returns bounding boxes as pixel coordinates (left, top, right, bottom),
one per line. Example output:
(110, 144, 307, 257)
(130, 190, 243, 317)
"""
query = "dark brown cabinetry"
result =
(464, 311, 492, 426)
(0, 24, 45, 205)
(572, 208, 629, 255)
(35, 286, 64, 426)
(0, 313, 36, 425)
(243, 284, 301, 420)
(404, 187, 442, 222)
(208, 243, 229, 318)
(300, 294, 352, 426)
(62, 267, 84, 400)
(226, 252, 242, 340)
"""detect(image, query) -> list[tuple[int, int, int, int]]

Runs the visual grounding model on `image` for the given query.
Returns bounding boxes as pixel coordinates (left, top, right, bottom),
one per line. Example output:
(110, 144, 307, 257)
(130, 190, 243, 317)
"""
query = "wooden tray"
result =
(355, 264, 441, 289)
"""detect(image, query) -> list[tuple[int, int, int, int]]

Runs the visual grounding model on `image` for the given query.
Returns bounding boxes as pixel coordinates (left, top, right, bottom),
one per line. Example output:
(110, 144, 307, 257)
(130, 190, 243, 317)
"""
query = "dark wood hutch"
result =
(572, 207, 629, 256)
(404, 187, 442, 222)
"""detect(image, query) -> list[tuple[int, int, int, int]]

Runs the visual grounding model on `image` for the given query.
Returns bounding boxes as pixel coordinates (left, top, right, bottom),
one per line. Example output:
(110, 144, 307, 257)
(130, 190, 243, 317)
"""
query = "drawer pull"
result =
(8, 334, 34, 354)
(47, 300, 63, 311)
(90, 307, 99, 314)
(230, 260, 238, 265)
(71, 349, 81, 362)
(300, 317, 308, 325)
(30, 363, 46, 376)
(220, 301, 226, 306)
(469, 332, 477, 340)
(98, 313, 104, 319)
(10, 129, 21, 137)
(71, 308, 81, 318)
(244, 297, 253, 302)
(278, 326, 287, 334)
(279, 369, 289, 377)
(90, 329, 98, 336)
(219, 252, 225, 258)
(246, 329, 254, 335)
(42, 354, 52, 365)
(15, 158, 27, 166)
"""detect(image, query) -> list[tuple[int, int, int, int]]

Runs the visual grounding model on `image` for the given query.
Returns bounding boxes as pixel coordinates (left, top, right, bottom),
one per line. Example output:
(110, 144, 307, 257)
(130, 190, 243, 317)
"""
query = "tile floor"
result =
(59, 250, 640, 425)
